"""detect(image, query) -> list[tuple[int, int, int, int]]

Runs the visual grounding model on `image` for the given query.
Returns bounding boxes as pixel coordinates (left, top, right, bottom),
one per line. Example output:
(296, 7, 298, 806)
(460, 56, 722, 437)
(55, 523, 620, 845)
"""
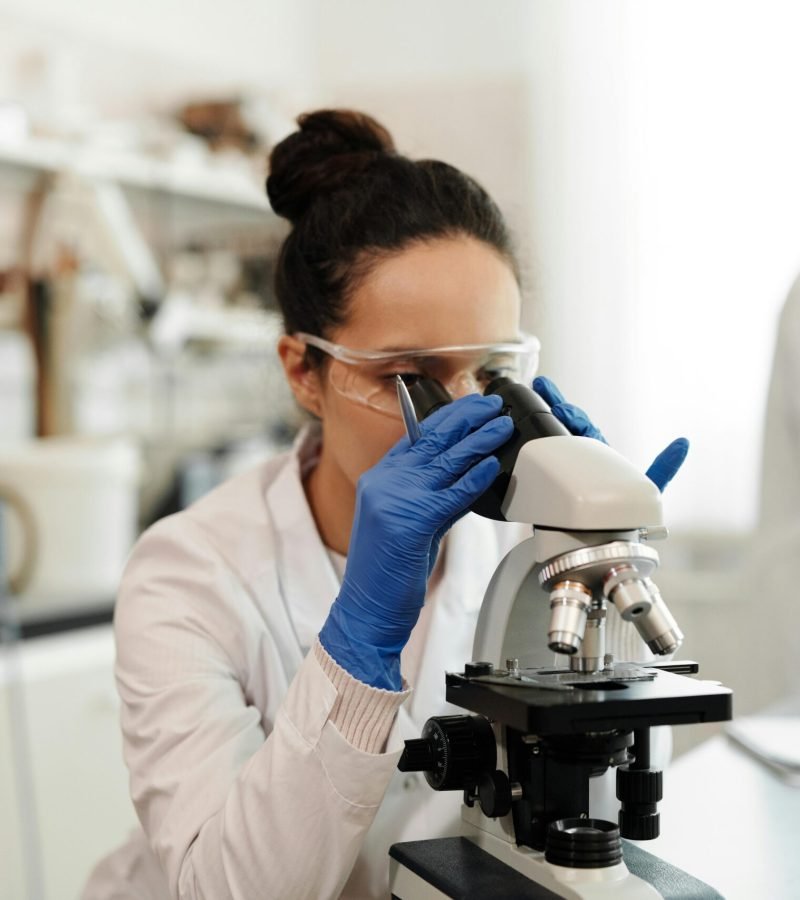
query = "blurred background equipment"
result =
(0, 10, 304, 897)
(759, 273, 800, 533)
(0, 438, 140, 618)
(0, 327, 36, 442)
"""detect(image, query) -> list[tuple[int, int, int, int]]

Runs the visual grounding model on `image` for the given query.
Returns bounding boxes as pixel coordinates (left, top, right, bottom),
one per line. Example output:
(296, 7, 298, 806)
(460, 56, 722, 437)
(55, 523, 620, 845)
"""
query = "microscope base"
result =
(389, 835, 723, 900)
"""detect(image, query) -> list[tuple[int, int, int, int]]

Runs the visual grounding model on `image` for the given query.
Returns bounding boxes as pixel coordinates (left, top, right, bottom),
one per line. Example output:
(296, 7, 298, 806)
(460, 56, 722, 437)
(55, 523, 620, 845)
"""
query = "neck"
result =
(304, 445, 356, 557)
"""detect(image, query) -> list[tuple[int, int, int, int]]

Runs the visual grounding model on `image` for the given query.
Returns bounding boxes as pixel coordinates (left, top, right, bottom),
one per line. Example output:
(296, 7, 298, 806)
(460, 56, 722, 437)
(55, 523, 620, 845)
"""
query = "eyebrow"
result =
(368, 344, 412, 352)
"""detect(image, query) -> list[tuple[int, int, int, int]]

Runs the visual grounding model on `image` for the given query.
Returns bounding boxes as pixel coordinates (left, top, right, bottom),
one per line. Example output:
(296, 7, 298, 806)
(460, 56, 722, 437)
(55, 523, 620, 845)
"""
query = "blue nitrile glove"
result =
(319, 393, 515, 691)
(532, 375, 689, 492)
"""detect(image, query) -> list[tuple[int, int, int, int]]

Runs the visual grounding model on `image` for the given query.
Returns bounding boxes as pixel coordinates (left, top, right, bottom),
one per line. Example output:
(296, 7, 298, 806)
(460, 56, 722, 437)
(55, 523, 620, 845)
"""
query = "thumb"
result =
(645, 437, 689, 492)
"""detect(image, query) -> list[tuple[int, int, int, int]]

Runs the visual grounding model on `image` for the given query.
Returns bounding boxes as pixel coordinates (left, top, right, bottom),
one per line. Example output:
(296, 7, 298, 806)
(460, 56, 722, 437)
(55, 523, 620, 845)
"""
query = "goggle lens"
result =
(327, 346, 537, 417)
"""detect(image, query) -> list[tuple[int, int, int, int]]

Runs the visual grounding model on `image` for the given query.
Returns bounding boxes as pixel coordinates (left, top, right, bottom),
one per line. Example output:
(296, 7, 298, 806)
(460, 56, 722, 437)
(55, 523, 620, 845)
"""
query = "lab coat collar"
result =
(264, 424, 341, 653)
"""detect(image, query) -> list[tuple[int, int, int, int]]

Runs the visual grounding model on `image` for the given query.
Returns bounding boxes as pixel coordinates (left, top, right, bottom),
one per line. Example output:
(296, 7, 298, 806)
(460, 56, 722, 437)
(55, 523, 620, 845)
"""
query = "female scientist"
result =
(84, 109, 685, 899)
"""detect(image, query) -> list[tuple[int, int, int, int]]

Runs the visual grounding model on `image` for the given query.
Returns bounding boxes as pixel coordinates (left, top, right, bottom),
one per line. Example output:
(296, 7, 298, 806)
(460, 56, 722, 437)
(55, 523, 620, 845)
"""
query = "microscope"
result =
(389, 378, 732, 900)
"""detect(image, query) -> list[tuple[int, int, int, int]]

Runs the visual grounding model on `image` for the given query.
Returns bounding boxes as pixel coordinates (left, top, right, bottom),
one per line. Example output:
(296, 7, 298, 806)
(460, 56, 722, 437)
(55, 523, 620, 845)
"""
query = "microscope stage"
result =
(445, 665, 732, 734)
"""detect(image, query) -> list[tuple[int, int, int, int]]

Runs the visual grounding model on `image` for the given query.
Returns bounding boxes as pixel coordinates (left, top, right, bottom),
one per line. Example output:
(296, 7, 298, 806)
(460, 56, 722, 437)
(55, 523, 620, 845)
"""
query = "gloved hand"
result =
(532, 375, 689, 492)
(319, 394, 515, 691)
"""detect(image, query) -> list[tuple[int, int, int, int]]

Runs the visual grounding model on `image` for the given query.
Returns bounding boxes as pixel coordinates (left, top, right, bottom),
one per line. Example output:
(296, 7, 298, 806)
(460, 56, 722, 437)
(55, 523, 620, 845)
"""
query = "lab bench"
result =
(0, 623, 137, 900)
(3, 621, 797, 900)
(647, 701, 800, 900)
(15, 601, 114, 639)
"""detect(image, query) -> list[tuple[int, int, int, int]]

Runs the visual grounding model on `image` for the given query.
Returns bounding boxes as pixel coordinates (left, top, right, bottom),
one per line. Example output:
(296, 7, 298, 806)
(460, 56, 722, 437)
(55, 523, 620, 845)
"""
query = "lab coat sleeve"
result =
(114, 515, 410, 900)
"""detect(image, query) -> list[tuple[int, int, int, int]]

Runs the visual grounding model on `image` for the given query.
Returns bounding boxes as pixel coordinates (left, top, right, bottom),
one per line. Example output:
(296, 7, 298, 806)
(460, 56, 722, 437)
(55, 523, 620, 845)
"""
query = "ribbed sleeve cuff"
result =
(313, 639, 411, 754)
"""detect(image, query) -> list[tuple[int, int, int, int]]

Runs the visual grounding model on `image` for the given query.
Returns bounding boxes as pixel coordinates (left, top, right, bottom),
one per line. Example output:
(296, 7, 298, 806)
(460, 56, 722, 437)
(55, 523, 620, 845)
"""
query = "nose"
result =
(446, 370, 482, 399)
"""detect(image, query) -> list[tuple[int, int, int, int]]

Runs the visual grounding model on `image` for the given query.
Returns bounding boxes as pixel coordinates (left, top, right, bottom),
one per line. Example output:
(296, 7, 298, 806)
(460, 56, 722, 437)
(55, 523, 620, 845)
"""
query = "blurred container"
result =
(0, 330, 36, 443)
(0, 437, 140, 614)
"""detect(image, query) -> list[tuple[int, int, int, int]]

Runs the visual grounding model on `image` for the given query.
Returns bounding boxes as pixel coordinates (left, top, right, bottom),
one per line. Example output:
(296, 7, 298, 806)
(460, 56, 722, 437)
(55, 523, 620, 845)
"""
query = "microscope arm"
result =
(472, 435, 665, 669)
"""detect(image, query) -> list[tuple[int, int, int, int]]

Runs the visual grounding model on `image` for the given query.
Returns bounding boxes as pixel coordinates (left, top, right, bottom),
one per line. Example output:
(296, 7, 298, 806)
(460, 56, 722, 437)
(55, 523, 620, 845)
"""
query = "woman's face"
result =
(313, 235, 523, 488)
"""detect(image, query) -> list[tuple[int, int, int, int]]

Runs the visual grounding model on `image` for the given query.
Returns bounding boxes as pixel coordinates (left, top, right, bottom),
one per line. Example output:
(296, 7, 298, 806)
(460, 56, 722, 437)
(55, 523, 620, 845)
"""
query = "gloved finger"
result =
(437, 455, 502, 519)
(385, 393, 502, 460)
(645, 437, 689, 492)
(551, 401, 607, 443)
(409, 393, 505, 462)
(532, 375, 566, 407)
(533, 376, 606, 443)
(429, 415, 514, 485)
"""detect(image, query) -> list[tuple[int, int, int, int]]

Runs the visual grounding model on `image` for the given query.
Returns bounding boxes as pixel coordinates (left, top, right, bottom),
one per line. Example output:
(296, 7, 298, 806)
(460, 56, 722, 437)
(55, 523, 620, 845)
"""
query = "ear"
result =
(278, 334, 324, 417)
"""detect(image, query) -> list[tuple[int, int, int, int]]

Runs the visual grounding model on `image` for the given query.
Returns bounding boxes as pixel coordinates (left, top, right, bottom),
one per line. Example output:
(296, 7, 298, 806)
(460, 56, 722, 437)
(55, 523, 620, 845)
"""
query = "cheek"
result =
(324, 399, 406, 484)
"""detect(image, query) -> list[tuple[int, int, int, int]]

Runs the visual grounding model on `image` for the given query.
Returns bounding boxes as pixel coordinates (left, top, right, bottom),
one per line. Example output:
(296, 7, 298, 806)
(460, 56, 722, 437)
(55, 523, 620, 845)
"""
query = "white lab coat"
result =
(83, 425, 653, 900)
(82, 425, 530, 899)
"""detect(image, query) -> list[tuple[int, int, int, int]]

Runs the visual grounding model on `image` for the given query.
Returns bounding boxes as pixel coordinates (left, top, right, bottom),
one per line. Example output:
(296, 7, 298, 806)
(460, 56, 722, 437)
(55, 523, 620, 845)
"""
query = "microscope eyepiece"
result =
(406, 375, 570, 521)
(406, 378, 452, 421)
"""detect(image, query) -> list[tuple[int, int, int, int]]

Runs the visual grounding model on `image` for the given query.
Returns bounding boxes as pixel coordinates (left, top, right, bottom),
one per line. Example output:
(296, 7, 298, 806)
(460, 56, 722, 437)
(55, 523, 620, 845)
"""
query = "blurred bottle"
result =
(0, 330, 36, 443)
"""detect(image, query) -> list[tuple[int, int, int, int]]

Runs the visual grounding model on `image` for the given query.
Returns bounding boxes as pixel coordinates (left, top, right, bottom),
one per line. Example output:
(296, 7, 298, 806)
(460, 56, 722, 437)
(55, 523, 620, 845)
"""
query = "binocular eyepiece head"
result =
(407, 376, 569, 521)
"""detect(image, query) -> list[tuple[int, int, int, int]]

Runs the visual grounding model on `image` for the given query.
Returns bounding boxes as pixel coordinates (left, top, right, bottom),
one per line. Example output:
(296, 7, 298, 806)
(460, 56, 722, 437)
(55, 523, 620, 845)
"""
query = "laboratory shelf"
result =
(0, 135, 270, 210)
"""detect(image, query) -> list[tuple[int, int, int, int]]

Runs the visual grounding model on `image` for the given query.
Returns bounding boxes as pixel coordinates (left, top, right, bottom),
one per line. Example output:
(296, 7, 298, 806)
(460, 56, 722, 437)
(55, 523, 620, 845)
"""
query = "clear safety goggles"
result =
(295, 331, 540, 418)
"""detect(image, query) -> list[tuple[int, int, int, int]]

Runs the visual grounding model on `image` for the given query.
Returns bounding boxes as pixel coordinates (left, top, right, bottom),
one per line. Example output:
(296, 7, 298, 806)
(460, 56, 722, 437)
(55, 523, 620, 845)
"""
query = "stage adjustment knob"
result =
(398, 714, 497, 791)
(463, 660, 494, 678)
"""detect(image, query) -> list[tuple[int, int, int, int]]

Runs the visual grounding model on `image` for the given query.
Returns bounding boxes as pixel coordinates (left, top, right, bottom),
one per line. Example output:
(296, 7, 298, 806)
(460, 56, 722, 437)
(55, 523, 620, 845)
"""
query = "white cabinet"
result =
(0, 626, 138, 900)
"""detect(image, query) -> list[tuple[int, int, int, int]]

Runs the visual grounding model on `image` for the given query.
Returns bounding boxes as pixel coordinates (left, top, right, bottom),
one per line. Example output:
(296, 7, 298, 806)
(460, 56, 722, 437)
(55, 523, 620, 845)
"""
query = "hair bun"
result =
(266, 109, 396, 223)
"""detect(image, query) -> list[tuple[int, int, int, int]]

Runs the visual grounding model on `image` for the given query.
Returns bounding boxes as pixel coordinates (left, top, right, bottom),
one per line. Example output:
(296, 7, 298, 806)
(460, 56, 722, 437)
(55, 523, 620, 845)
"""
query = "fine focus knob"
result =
(477, 770, 513, 818)
(397, 715, 497, 791)
(617, 766, 663, 840)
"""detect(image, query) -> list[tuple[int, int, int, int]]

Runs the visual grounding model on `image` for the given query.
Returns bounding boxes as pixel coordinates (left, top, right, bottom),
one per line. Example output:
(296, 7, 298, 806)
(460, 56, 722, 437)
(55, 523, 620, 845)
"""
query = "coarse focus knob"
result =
(398, 739, 435, 773)
(397, 715, 497, 791)
(617, 766, 662, 840)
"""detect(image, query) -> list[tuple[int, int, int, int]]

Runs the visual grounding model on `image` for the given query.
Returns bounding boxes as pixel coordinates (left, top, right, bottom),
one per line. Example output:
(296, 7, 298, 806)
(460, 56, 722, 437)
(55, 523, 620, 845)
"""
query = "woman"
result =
(84, 109, 685, 900)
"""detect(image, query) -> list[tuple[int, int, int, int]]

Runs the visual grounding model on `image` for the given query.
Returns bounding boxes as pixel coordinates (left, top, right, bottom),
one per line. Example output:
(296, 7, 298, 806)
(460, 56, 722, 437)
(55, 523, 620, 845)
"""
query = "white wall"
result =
(302, 0, 538, 248)
(525, 0, 800, 531)
(629, 0, 800, 529)
(0, 0, 314, 118)
(308, 0, 535, 86)
(0, 0, 312, 88)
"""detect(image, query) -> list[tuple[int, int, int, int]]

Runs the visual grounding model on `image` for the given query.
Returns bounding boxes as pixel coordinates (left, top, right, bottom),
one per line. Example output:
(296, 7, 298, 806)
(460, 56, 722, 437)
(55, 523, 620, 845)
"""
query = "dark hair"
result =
(266, 109, 518, 342)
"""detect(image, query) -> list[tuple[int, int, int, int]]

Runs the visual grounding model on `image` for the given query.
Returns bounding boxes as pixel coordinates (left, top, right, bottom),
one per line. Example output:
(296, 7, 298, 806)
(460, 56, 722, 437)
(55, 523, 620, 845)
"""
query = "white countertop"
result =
(644, 716, 800, 900)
